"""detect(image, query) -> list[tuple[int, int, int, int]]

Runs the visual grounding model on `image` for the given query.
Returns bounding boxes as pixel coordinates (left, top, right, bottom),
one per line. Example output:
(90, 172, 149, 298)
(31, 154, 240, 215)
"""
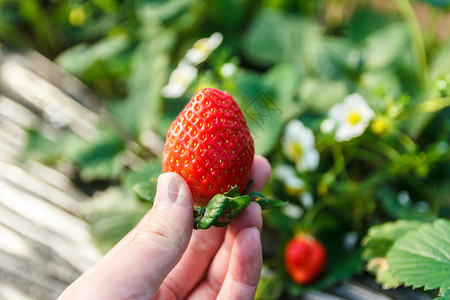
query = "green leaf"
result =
(298, 77, 348, 113)
(226, 195, 251, 221)
(314, 37, 359, 80)
(133, 180, 157, 203)
(126, 29, 175, 134)
(345, 8, 397, 44)
(366, 257, 401, 289)
(224, 185, 241, 198)
(56, 34, 129, 75)
(362, 220, 424, 260)
(73, 129, 126, 181)
(362, 220, 424, 289)
(21, 128, 84, 165)
(363, 23, 408, 70)
(387, 219, 450, 290)
(248, 192, 286, 210)
(195, 195, 230, 230)
(243, 9, 320, 67)
(122, 159, 162, 189)
(376, 187, 435, 221)
(439, 287, 450, 298)
(83, 187, 149, 253)
(263, 63, 304, 121)
(235, 71, 284, 156)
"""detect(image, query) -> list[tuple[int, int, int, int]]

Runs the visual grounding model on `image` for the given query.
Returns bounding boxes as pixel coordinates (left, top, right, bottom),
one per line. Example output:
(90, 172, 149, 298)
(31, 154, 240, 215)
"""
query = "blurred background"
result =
(0, 0, 449, 299)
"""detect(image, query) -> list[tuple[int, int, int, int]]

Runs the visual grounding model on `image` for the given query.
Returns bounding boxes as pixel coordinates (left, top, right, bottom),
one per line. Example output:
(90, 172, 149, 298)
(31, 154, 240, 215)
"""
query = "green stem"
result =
(398, 96, 450, 121)
(368, 138, 401, 161)
(333, 143, 348, 178)
(394, 0, 428, 83)
(301, 200, 326, 229)
(397, 131, 417, 153)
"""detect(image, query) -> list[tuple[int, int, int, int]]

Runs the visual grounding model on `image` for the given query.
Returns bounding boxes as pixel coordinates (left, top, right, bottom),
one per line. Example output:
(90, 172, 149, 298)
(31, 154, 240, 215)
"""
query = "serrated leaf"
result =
(362, 220, 424, 289)
(366, 257, 401, 289)
(133, 180, 157, 203)
(362, 220, 423, 260)
(387, 219, 450, 290)
(439, 287, 450, 297)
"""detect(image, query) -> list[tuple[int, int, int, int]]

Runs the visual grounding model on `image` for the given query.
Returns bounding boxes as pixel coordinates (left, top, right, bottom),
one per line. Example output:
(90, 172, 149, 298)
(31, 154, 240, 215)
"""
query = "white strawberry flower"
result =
(282, 120, 320, 172)
(274, 164, 305, 196)
(321, 93, 375, 142)
(281, 204, 304, 219)
(220, 63, 237, 78)
(161, 61, 198, 98)
(185, 32, 223, 65)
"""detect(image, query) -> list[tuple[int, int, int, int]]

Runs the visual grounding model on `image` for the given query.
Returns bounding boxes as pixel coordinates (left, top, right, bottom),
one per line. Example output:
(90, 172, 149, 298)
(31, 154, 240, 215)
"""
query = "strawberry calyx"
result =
(133, 179, 286, 230)
(193, 185, 286, 230)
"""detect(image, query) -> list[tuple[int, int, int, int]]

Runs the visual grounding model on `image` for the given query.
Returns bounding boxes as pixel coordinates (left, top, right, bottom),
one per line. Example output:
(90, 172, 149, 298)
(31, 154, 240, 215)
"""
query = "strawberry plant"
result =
(15, 0, 450, 298)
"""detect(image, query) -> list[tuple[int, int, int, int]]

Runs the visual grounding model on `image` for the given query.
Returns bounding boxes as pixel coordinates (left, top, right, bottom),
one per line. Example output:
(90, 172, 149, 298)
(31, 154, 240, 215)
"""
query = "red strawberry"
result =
(162, 88, 254, 206)
(284, 234, 327, 285)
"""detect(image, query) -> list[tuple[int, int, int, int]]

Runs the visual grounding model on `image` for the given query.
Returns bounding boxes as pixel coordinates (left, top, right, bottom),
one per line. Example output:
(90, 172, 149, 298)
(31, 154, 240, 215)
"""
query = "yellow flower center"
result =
(193, 39, 209, 54)
(285, 185, 303, 197)
(371, 116, 390, 135)
(173, 74, 190, 85)
(288, 142, 303, 161)
(347, 111, 362, 125)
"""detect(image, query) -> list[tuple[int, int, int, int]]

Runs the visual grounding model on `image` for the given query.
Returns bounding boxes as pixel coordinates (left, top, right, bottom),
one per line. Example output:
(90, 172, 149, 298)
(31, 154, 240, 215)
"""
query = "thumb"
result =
(61, 172, 194, 300)
(127, 172, 194, 296)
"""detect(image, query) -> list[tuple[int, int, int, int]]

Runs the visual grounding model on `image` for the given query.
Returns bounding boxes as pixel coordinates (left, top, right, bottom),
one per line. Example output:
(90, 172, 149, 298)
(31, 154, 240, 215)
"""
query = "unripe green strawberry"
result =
(162, 88, 254, 206)
(285, 234, 327, 285)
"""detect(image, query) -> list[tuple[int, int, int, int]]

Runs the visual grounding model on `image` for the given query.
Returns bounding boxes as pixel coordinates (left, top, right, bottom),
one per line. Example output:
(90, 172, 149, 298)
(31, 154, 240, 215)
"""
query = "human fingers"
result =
(187, 202, 262, 299)
(154, 226, 226, 300)
(216, 227, 262, 300)
(247, 155, 271, 193)
(59, 172, 194, 300)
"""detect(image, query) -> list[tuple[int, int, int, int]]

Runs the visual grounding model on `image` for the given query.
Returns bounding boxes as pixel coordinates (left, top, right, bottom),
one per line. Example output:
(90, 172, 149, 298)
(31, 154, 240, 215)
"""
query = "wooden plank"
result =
(0, 96, 38, 129)
(25, 161, 85, 202)
(0, 58, 98, 138)
(0, 161, 81, 215)
(8, 52, 101, 113)
(0, 182, 102, 271)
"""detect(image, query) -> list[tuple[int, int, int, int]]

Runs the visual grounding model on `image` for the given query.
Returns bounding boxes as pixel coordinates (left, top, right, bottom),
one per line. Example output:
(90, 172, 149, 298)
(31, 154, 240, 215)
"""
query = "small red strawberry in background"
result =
(284, 234, 327, 285)
(162, 88, 254, 206)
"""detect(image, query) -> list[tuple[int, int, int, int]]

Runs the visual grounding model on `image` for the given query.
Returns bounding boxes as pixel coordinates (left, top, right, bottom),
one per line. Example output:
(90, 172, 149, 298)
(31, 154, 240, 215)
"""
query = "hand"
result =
(59, 155, 271, 300)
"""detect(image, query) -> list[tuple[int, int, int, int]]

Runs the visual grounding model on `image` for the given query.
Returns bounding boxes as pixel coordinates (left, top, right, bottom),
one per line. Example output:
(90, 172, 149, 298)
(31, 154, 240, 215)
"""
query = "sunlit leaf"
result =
(387, 219, 450, 290)
(362, 220, 423, 289)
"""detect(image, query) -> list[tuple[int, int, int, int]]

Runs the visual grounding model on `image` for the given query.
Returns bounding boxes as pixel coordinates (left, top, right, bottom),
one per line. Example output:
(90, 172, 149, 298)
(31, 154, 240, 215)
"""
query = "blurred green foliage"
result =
(6, 0, 450, 297)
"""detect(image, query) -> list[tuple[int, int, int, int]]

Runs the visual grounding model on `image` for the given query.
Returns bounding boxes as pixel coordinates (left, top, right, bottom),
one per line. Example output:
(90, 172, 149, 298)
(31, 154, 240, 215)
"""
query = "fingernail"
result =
(156, 173, 180, 205)
(155, 173, 192, 207)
